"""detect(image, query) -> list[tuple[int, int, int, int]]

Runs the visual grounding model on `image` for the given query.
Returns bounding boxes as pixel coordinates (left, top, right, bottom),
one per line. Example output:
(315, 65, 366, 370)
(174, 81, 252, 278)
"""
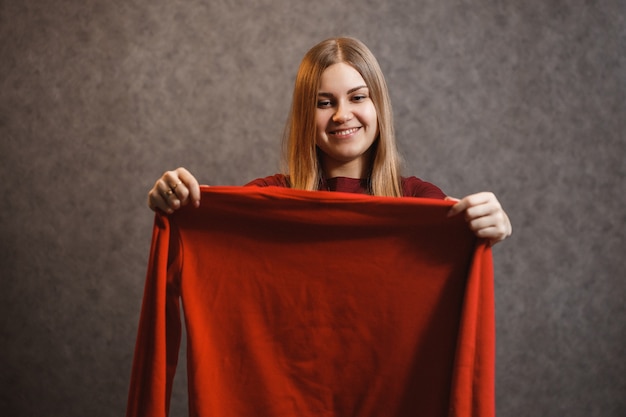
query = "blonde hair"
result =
(283, 37, 403, 197)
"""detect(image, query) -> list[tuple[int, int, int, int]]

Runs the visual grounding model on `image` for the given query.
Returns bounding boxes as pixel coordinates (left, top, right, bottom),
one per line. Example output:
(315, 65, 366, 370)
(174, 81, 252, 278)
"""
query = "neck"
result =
(320, 155, 372, 179)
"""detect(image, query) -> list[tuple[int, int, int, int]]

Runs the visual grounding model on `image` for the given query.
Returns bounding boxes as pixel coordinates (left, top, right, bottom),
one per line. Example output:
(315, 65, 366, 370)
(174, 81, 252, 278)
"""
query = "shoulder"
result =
(401, 176, 446, 199)
(244, 174, 291, 188)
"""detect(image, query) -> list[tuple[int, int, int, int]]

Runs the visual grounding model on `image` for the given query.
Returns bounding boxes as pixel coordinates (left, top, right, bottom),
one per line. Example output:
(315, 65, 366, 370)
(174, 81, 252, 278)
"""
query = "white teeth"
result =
(332, 127, 359, 136)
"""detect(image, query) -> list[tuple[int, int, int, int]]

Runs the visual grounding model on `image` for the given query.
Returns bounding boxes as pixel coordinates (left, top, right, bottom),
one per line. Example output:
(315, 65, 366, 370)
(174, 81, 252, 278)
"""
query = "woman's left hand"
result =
(446, 192, 512, 246)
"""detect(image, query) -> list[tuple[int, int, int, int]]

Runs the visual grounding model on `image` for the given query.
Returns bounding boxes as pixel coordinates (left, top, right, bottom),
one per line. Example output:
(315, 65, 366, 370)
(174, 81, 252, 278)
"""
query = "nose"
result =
(332, 102, 353, 123)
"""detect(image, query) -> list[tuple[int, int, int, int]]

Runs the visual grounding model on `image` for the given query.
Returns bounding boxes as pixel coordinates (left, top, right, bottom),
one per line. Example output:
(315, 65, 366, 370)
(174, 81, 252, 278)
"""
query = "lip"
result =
(328, 126, 361, 138)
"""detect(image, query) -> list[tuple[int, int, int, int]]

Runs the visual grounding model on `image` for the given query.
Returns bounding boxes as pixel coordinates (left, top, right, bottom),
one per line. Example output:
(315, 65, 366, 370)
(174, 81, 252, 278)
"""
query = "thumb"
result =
(445, 195, 463, 217)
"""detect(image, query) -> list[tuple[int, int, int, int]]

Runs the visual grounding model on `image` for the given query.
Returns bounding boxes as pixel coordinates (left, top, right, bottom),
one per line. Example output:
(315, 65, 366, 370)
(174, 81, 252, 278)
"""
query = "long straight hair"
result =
(283, 37, 403, 197)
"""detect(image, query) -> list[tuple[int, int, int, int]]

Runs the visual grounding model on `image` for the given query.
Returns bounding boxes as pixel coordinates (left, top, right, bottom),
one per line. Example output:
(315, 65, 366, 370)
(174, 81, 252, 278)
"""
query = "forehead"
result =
(319, 63, 367, 92)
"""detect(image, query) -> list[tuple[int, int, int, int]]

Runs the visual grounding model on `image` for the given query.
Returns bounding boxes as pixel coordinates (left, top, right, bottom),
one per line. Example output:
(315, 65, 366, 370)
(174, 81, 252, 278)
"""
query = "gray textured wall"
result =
(1, 0, 624, 416)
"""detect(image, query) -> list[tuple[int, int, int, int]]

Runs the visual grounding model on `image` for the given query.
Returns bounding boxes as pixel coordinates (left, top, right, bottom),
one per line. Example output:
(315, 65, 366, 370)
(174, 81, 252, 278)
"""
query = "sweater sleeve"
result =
(401, 176, 447, 199)
(126, 214, 183, 417)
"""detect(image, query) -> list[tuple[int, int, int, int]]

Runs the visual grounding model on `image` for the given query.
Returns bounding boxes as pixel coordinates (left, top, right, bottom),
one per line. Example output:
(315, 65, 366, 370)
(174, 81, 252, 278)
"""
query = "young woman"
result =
(148, 37, 512, 245)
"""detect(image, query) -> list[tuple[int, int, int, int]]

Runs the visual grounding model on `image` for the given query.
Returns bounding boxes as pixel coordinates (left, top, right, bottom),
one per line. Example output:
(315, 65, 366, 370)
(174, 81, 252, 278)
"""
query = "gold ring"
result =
(171, 181, 182, 190)
(165, 189, 174, 196)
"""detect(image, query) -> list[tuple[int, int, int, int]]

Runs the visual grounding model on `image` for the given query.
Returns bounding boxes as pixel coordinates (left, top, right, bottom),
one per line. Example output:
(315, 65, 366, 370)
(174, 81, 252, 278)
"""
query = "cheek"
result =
(366, 105, 379, 132)
(314, 112, 324, 129)
(315, 110, 330, 138)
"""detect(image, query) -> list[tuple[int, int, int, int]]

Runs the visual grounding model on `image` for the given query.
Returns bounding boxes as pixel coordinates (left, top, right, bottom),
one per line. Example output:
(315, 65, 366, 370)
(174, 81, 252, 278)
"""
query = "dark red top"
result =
(245, 174, 446, 199)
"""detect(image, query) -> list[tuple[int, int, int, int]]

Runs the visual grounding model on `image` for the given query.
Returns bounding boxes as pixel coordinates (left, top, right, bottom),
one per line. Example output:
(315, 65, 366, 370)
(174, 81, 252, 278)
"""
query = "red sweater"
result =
(126, 186, 494, 417)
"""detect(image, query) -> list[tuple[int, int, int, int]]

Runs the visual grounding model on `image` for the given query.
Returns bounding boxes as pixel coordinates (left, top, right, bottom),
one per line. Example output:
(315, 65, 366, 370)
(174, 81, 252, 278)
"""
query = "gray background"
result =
(1, 0, 624, 416)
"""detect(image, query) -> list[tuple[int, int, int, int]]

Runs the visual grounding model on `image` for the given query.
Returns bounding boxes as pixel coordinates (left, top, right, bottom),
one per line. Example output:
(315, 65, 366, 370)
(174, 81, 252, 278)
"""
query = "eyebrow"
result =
(318, 85, 368, 97)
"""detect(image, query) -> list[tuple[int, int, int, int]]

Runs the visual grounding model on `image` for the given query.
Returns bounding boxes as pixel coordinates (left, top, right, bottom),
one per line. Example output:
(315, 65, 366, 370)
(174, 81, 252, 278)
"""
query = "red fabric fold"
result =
(126, 186, 495, 417)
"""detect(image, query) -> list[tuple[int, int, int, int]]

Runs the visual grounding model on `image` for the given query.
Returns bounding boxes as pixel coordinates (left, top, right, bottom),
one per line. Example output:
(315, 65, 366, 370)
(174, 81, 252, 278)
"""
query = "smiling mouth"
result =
(329, 127, 361, 138)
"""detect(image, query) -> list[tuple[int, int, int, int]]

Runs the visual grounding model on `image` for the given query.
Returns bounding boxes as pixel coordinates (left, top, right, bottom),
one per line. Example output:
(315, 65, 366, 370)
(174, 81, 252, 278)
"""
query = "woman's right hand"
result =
(147, 167, 201, 213)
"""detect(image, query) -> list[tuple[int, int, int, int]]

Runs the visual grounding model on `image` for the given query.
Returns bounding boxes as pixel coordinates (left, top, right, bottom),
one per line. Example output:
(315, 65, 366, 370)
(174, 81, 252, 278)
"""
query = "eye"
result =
(352, 94, 368, 102)
(317, 99, 333, 108)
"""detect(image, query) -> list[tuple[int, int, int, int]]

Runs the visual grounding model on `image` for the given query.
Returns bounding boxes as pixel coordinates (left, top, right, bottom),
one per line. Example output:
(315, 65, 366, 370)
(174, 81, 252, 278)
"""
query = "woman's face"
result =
(315, 63, 379, 178)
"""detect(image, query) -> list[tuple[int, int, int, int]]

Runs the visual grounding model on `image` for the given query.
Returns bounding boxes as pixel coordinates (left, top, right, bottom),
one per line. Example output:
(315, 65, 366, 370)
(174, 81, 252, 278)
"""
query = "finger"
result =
(479, 226, 510, 246)
(464, 192, 496, 208)
(176, 168, 201, 207)
(148, 183, 175, 213)
(467, 215, 498, 234)
(468, 213, 510, 241)
(445, 195, 464, 217)
(162, 168, 200, 207)
(162, 175, 186, 202)
(161, 169, 197, 207)
(447, 198, 470, 217)
(463, 200, 501, 222)
(162, 171, 184, 197)
(448, 192, 496, 217)
(148, 189, 165, 212)
(157, 178, 182, 211)
(474, 225, 504, 242)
